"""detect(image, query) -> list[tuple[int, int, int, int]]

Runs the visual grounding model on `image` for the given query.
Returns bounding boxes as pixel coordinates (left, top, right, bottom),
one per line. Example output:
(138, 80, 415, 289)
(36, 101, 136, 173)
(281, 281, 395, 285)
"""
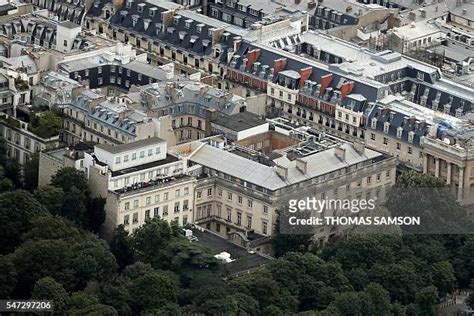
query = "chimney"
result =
(335, 146, 346, 161)
(353, 142, 365, 154)
(319, 73, 333, 96)
(420, 8, 426, 18)
(246, 49, 261, 71)
(273, 58, 287, 77)
(295, 158, 308, 174)
(299, 67, 313, 88)
(233, 37, 242, 52)
(340, 81, 354, 100)
(409, 11, 416, 20)
(295, 0, 301, 4)
(308, 0, 316, 9)
(275, 165, 288, 180)
(462, 9, 467, 15)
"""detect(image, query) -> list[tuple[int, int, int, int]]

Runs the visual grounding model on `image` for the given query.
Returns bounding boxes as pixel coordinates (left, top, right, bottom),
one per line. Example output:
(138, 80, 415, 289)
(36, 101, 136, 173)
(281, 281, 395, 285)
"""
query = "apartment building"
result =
(84, 137, 195, 236)
(0, 111, 60, 164)
(60, 88, 170, 146)
(123, 80, 249, 143)
(421, 113, 474, 208)
(173, 131, 397, 252)
(19, 0, 90, 24)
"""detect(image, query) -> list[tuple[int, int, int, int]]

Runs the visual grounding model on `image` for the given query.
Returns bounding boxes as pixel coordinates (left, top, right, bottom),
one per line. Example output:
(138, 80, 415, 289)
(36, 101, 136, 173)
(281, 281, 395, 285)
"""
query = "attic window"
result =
(185, 19, 192, 29)
(149, 7, 157, 17)
(137, 3, 145, 13)
(371, 117, 377, 129)
(383, 121, 389, 133)
(408, 131, 414, 143)
(196, 23, 204, 33)
(396, 127, 402, 138)
(174, 15, 181, 25)
(190, 35, 199, 44)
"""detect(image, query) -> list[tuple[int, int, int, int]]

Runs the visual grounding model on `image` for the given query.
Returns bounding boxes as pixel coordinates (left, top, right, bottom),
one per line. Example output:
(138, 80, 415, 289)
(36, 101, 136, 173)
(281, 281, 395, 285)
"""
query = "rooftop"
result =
(189, 226, 270, 276)
(95, 136, 165, 154)
(212, 112, 267, 132)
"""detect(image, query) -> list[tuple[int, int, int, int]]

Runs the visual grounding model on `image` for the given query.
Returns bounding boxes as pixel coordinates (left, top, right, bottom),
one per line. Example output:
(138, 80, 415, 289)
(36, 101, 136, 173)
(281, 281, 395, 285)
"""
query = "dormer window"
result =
(137, 3, 145, 13)
(371, 117, 377, 129)
(417, 71, 424, 81)
(149, 7, 157, 17)
(383, 121, 389, 133)
(174, 16, 181, 25)
(408, 131, 414, 143)
(126, 0, 132, 9)
(185, 19, 192, 29)
(397, 127, 402, 138)
(196, 24, 204, 33)
(208, 28, 214, 37)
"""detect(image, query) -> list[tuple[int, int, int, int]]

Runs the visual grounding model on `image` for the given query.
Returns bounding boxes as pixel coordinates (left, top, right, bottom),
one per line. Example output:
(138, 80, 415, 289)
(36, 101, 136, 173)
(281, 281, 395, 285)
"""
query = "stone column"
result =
(446, 162, 452, 185)
(435, 158, 440, 178)
(458, 166, 464, 201)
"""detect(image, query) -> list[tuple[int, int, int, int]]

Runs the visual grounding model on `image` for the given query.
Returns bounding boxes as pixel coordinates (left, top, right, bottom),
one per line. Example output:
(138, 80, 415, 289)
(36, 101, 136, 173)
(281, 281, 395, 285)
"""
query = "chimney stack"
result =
(335, 146, 346, 161)
(353, 142, 365, 154)
(275, 165, 288, 180)
(295, 158, 308, 174)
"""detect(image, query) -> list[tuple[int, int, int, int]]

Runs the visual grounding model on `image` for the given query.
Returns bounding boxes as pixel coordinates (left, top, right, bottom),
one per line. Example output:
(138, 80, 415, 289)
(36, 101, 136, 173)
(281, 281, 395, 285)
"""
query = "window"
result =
(383, 137, 388, 145)
(133, 200, 139, 208)
(370, 133, 376, 141)
(227, 208, 232, 221)
(238, 196, 243, 204)
(218, 189, 222, 197)
(262, 221, 268, 234)
(263, 205, 268, 214)
(124, 215, 129, 225)
(148, 149, 153, 156)
(155, 194, 160, 203)
(247, 216, 252, 229)
(408, 147, 413, 154)
(140, 151, 145, 158)
(248, 200, 253, 208)
(197, 191, 202, 199)
(174, 202, 180, 213)
(98, 66, 102, 74)
(132, 212, 138, 224)
(237, 212, 242, 226)
(164, 192, 169, 201)
(376, 174, 381, 182)
(386, 170, 391, 178)
(132, 153, 137, 160)
(227, 192, 232, 200)
(63, 39, 67, 47)
(184, 187, 189, 195)
(124, 155, 129, 162)
(183, 200, 189, 210)
(207, 188, 212, 196)
(397, 142, 401, 150)
(155, 147, 161, 154)
(116, 156, 121, 164)
(175, 189, 181, 198)
(154, 207, 159, 216)
(145, 209, 150, 219)
(163, 205, 169, 216)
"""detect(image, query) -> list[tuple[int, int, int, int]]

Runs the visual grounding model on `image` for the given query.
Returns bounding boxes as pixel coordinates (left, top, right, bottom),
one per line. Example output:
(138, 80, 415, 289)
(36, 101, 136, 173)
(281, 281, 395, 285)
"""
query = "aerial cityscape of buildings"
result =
(0, 0, 473, 283)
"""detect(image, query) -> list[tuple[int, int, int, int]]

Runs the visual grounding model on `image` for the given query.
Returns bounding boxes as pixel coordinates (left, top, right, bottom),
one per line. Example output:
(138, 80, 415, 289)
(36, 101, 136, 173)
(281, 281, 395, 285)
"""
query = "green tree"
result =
(0, 255, 17, 298)
(414, 286, 438, 316)
(33, 186, 65, 215)
(29, 111, 62, 139)
(51, 167, 88, 193)
(86, 196, 106, 233)
(109, 225, 135, 270)
(22, 216, 82, 242)
(23, 153, 39, 191)
(132, 217, 180, 262)
(0, 190, 46, 254)
(431, 261, 456, 297)
(31, 277, 68, 312)
(60, 187, 88, 226)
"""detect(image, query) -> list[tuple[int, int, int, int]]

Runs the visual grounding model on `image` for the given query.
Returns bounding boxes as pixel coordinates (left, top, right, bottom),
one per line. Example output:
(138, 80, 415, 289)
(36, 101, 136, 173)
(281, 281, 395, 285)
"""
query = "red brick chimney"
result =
(273, 58, 287, 77)
(319, 73, 333, 96)
(340, 81, 354, 100)
(299, 66, 313, 88)
(246, 49, 261, 71)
